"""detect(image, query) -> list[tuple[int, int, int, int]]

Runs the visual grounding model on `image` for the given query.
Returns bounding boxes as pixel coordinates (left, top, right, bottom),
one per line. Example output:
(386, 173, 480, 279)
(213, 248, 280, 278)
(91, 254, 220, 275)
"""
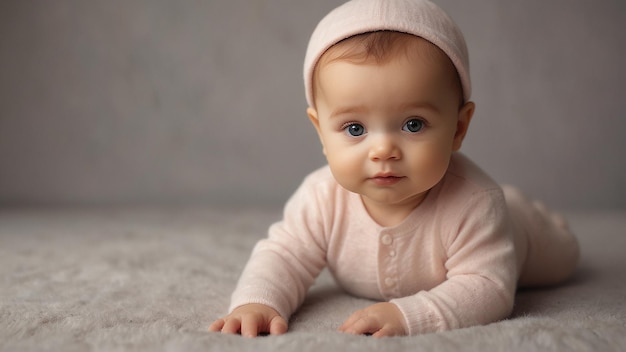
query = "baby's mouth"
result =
(370, 174, 404, 186)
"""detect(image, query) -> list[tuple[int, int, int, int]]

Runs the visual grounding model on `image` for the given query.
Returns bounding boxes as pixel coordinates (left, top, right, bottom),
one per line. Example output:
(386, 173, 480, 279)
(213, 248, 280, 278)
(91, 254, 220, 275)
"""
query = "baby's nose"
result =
(368, 134, 401, 161)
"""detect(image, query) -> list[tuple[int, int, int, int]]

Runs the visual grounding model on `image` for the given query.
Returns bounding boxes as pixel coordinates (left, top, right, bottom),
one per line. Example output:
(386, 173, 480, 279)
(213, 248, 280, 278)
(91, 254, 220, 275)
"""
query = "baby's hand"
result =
(208, 303, 288, 338)
(339, 302, 408, 337)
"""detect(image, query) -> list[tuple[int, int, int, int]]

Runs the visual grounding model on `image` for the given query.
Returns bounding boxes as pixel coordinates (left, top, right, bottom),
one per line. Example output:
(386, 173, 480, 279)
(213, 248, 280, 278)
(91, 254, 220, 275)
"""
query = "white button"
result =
(389, 250, 396, 257)
(385, 277, 395, 287)
(381, 235, 393, 245)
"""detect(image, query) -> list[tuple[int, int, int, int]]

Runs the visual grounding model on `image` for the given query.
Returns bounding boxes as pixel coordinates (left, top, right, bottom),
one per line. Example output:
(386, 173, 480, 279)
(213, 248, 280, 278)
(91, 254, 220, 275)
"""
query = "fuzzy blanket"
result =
(1, 206, 625, 352)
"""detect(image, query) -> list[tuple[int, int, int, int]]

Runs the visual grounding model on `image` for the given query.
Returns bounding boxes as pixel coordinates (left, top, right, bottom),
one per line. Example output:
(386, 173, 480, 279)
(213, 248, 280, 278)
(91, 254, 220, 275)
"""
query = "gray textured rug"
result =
(1, 206, 625, 351)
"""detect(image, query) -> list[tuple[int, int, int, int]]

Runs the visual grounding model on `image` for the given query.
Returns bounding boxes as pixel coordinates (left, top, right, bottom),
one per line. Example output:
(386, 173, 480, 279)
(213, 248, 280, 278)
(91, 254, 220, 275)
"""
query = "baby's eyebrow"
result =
(399, 101, 441, 114)
(329, 106, 368, 119)
(328, 101, 441, 119)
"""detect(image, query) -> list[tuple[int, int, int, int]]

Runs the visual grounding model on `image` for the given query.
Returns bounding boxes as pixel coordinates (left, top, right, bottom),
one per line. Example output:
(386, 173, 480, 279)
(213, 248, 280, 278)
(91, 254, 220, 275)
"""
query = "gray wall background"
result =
(1, 1, 624, 209)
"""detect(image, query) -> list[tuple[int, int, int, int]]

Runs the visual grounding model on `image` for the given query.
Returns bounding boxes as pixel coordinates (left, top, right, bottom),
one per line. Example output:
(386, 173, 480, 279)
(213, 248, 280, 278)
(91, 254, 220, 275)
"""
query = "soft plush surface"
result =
(1, 206, 625, 351)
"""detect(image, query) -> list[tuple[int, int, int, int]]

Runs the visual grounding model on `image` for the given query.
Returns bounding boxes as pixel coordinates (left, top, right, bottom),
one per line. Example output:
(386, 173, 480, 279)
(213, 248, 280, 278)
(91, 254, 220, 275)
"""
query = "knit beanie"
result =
(303, 0, 471, 107)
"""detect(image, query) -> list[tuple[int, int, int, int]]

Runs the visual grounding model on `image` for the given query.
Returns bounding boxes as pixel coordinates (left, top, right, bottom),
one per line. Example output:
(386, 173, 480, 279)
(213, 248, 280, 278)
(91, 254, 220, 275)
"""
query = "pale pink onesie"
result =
(229, 152, 579, 335)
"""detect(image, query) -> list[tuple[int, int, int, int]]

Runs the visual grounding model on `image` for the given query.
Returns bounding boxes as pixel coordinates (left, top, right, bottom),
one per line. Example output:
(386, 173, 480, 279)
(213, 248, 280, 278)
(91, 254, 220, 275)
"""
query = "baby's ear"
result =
(307, 107, 321, 132)
(452, 101, 475, 151)
(307, 107, 327, 156)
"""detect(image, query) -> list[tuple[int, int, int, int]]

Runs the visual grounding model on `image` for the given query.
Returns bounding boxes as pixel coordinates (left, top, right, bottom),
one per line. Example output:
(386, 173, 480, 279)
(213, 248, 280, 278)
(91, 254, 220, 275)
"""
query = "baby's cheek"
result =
(326, 148, 359, 174)
(415, 147, 451, 180)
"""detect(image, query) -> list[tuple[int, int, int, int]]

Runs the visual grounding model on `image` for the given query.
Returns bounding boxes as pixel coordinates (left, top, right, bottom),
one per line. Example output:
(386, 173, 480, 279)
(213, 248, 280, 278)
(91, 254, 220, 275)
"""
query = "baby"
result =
(209, 0, 579, 337)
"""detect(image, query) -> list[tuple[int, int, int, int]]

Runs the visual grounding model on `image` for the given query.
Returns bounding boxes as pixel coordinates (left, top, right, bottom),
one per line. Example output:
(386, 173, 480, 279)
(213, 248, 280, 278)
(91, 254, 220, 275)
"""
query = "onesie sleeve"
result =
(391, 189, 518, 335)
(228, 172, 330, 320)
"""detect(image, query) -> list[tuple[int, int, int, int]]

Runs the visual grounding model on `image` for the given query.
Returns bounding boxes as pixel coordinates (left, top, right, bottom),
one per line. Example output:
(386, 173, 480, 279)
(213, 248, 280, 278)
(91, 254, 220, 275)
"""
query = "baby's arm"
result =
(390, 190, 518, 335)
(214, 172, 330, 336)
(209, 303, 287, 337)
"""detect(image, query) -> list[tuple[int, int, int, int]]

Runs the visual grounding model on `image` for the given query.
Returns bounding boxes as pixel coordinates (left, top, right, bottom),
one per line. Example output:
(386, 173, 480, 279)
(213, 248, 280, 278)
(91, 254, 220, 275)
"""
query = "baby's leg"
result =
(503, 185, 580, 288)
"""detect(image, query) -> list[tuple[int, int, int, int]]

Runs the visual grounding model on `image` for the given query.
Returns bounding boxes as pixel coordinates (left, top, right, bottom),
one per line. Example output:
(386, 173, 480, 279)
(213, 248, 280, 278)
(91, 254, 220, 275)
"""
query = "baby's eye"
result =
(403, 119, 425, 133)
(344, 123, 366, 137)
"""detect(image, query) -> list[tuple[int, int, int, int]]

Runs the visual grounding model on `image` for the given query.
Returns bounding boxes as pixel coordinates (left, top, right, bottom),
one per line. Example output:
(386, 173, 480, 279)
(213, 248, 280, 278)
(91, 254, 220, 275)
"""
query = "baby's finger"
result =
(221, 317, 243, 335)
(342, 315, 380, 335)
(208, 318, 225, 332)
(338, 310, 363, 332)
(269, 315, 288, 335)
(240, 315, 260, 338)
(372, 326, 399, 338)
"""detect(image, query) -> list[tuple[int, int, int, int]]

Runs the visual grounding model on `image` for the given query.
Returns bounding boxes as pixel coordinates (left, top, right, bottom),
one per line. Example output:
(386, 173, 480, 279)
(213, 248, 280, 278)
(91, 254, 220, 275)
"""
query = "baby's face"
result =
(308, 44, 472, 211)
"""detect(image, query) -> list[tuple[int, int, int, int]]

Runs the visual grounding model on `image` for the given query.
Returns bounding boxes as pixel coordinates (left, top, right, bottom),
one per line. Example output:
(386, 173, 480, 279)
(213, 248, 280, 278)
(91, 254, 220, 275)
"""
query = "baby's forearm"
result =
(391, 275, 515, 335)
(229, 237, 326, 319)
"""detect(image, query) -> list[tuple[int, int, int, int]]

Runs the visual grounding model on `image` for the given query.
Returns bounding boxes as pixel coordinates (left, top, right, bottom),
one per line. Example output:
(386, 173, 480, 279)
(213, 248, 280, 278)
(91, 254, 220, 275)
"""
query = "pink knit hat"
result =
(303, 0, 471, 107)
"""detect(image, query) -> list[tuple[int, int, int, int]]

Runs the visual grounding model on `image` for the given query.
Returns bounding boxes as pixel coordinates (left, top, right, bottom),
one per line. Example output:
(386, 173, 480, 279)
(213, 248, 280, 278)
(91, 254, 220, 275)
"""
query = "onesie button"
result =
(389, 250, 396, 257)
(381, 235, 393, 246)
(384, 277, 395, 287)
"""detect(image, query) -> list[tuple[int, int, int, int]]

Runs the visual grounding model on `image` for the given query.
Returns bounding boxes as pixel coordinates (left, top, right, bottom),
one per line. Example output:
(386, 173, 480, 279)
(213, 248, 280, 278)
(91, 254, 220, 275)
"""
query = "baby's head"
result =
(304, 0, 471, 109)
(311, 31, 464, 111)
(303, 0, 476, 215)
